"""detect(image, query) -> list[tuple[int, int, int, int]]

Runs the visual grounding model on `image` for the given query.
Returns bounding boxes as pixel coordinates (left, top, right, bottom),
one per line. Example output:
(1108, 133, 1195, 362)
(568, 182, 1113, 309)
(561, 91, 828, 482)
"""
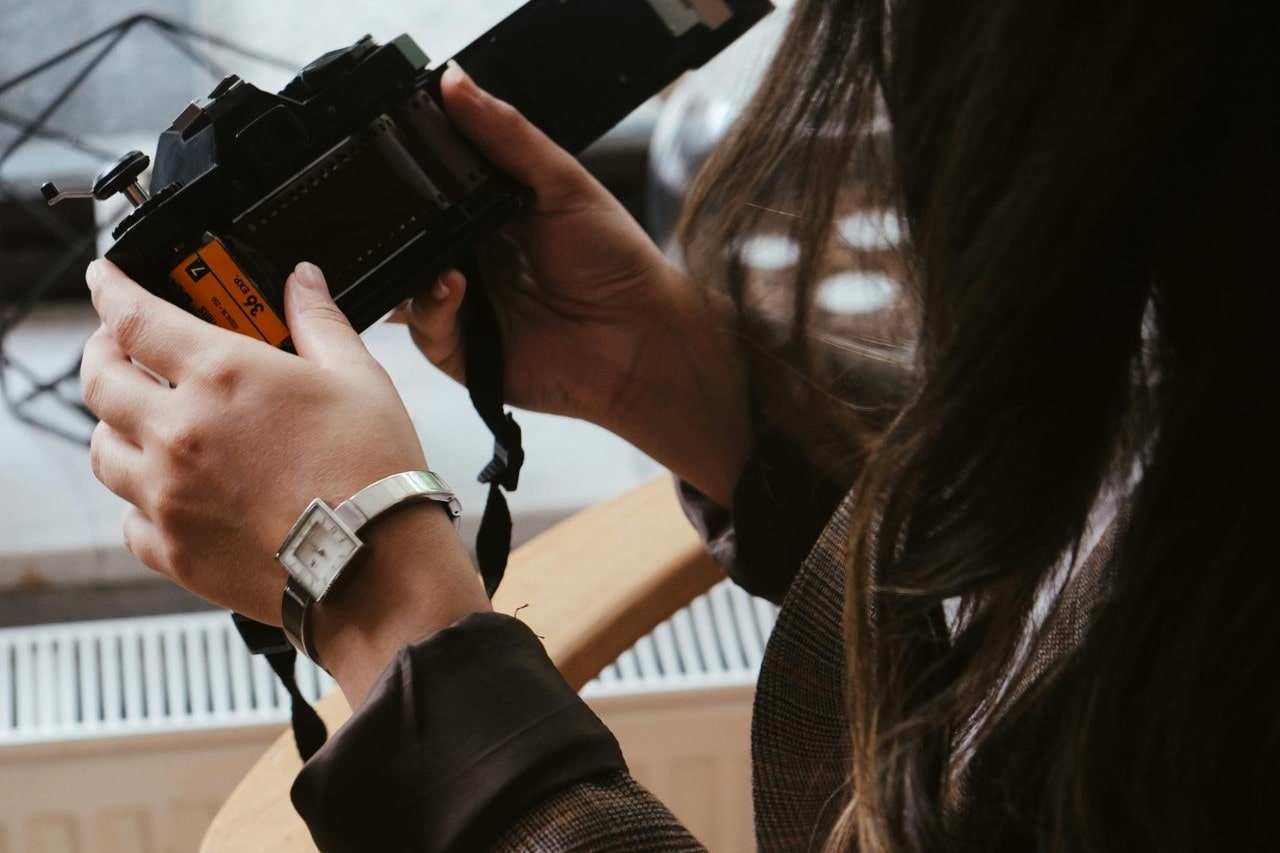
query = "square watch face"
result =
(279, 502, 362, 600)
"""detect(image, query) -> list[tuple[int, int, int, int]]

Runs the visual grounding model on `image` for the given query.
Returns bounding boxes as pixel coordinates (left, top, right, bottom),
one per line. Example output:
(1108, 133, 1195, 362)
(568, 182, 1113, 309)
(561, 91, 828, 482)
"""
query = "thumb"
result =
(285, 262, 368, 368)
(440, 62, 591, 210)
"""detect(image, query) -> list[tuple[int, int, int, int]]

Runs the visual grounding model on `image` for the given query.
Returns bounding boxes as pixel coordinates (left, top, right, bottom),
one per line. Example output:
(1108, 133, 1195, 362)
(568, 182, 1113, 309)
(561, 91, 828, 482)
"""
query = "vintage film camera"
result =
(43, 0, 773, 350)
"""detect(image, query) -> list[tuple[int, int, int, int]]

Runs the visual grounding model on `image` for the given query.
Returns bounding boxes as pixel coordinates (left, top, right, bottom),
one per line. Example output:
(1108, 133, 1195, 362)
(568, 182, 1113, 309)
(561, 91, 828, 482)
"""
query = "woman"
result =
(80, 0, 1277, 849)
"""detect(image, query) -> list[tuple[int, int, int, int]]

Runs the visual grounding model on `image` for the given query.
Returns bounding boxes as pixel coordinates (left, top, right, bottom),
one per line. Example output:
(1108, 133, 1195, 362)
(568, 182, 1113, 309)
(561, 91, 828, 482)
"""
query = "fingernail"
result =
(432, 279, 450, 301)
(294, 261, 325, 291)
(443, 61, 476, 92)
(86, 259, 107, 290)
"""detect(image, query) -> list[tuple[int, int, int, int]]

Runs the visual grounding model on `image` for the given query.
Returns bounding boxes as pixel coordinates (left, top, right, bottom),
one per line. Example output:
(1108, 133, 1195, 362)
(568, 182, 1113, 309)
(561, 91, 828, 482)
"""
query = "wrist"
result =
(307, 502, 491, 707)
(601, 274, 753, 505)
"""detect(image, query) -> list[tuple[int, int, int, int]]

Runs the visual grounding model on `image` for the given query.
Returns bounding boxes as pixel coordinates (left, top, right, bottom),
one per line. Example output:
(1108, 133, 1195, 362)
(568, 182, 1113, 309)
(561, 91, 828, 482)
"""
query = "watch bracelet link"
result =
(282, 580, 324, 668)
(277, 471, 463, 668)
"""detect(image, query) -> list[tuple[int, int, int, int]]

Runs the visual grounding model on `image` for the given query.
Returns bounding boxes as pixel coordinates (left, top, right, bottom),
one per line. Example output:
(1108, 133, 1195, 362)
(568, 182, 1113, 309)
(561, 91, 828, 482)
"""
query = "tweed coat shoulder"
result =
(485, 480, 1124, 851)
(486, 493, 859, 851)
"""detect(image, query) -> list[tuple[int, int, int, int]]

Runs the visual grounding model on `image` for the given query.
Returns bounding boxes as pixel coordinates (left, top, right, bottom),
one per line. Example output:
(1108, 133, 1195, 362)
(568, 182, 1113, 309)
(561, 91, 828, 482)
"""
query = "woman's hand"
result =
(406, 63, 680, 426)
(82, 259, 490, 704)
(403, 65, 753, 504)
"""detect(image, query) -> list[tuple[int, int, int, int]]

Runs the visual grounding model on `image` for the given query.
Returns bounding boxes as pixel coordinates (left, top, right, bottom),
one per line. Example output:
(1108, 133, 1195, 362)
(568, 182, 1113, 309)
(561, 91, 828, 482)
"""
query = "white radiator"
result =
(0, 580, 775, 852)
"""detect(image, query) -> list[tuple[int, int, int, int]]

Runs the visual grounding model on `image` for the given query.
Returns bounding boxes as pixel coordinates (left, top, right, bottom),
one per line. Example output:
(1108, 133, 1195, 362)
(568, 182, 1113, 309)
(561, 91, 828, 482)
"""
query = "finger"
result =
(386, 270, 458, 326)
(123, 506, 282, 625)
(385, 300, 411, 326)
(86, 259, 219, 382)
(440, 63, 595, 211)
(406, 269, 468, 382)
(121, 506, 168, 576)
(89, 421, 147, 509)
(81, 327, 168, 441)
(285, 262, 372, 369)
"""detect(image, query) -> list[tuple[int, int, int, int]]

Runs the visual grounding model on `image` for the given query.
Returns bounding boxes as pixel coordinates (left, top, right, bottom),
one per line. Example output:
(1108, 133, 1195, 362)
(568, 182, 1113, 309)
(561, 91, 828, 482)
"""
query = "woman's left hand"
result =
(80, 259, 435, 625)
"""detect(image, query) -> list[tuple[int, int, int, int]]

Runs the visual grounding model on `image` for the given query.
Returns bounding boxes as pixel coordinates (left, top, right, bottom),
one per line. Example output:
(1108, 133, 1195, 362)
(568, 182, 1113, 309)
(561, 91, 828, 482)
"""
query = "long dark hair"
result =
(681, 1, 1278, 849)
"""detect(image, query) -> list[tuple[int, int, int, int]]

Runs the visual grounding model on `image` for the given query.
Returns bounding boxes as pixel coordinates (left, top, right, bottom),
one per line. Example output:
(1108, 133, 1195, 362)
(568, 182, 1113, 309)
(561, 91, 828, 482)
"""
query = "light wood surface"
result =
(200, 476, 721, 852)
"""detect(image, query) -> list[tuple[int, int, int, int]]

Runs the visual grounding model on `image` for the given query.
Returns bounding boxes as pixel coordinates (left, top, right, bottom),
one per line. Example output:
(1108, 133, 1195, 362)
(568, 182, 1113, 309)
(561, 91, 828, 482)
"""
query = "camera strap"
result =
(232, 613, 329, 761)
(458, 254, 524, 597)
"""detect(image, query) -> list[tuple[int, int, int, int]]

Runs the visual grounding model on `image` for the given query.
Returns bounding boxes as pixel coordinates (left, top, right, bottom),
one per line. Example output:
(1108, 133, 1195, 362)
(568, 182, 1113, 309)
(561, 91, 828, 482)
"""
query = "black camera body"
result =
(65, 0, 773, 349)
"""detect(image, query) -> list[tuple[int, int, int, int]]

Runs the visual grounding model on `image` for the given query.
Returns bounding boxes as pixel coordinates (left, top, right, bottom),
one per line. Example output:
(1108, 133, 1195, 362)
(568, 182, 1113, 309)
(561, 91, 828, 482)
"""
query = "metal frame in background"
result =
(0, 14, 295, 445)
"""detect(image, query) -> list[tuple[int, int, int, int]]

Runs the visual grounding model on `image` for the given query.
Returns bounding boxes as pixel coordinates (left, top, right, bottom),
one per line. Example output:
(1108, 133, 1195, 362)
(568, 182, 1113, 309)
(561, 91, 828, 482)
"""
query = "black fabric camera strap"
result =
(458, 253, 523, 598)
(232, 613, 328, 761)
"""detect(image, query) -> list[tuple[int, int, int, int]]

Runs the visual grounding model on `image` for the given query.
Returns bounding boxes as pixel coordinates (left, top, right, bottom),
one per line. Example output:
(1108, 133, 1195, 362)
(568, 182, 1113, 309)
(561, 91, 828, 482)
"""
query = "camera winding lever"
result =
(41, 149, 152, 207)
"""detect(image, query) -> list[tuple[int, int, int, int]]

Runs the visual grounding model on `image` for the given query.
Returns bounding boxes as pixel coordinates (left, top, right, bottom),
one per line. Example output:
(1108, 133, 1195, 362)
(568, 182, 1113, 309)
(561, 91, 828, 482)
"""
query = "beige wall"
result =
(0, 687, 754, 853)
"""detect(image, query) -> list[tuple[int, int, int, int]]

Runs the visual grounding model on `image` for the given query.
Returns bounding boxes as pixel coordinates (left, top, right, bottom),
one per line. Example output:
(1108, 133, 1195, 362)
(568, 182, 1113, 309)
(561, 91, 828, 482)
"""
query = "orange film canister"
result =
(168, 237, 290, 348)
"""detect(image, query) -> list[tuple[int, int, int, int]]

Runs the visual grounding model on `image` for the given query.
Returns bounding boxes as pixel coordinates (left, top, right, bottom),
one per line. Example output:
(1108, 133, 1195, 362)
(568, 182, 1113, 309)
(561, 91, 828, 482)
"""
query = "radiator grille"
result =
(584, 580, 777, 698)
(0, 612, 335, 745)
(0, 580, 775, 745)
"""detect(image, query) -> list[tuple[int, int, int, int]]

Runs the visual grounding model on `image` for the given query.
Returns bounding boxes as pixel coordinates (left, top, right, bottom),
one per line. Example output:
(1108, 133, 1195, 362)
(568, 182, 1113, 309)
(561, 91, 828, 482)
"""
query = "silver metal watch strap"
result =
(334, 471, 462, 533)
(282, 579, 324, 669)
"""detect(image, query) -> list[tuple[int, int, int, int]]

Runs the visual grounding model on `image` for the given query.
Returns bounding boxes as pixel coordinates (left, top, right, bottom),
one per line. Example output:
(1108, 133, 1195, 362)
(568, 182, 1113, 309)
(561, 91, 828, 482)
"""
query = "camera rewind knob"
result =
(41, 150, 152, 208)
(92, 150, 152, 207)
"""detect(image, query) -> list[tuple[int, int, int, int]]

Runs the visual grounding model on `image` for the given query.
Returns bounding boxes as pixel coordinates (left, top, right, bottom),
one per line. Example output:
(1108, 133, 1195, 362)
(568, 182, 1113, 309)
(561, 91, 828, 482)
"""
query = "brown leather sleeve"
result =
(291, 612, 628, 852)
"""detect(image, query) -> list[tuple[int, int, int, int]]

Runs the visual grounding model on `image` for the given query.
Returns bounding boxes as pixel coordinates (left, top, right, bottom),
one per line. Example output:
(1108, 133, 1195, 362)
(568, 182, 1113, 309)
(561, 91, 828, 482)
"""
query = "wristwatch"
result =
(276, 470, 462, 667)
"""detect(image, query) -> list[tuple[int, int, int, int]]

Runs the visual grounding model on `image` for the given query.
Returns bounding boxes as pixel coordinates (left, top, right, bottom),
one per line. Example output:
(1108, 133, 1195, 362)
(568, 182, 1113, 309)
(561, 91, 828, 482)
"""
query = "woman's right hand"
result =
(402, 64, 752, 504)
